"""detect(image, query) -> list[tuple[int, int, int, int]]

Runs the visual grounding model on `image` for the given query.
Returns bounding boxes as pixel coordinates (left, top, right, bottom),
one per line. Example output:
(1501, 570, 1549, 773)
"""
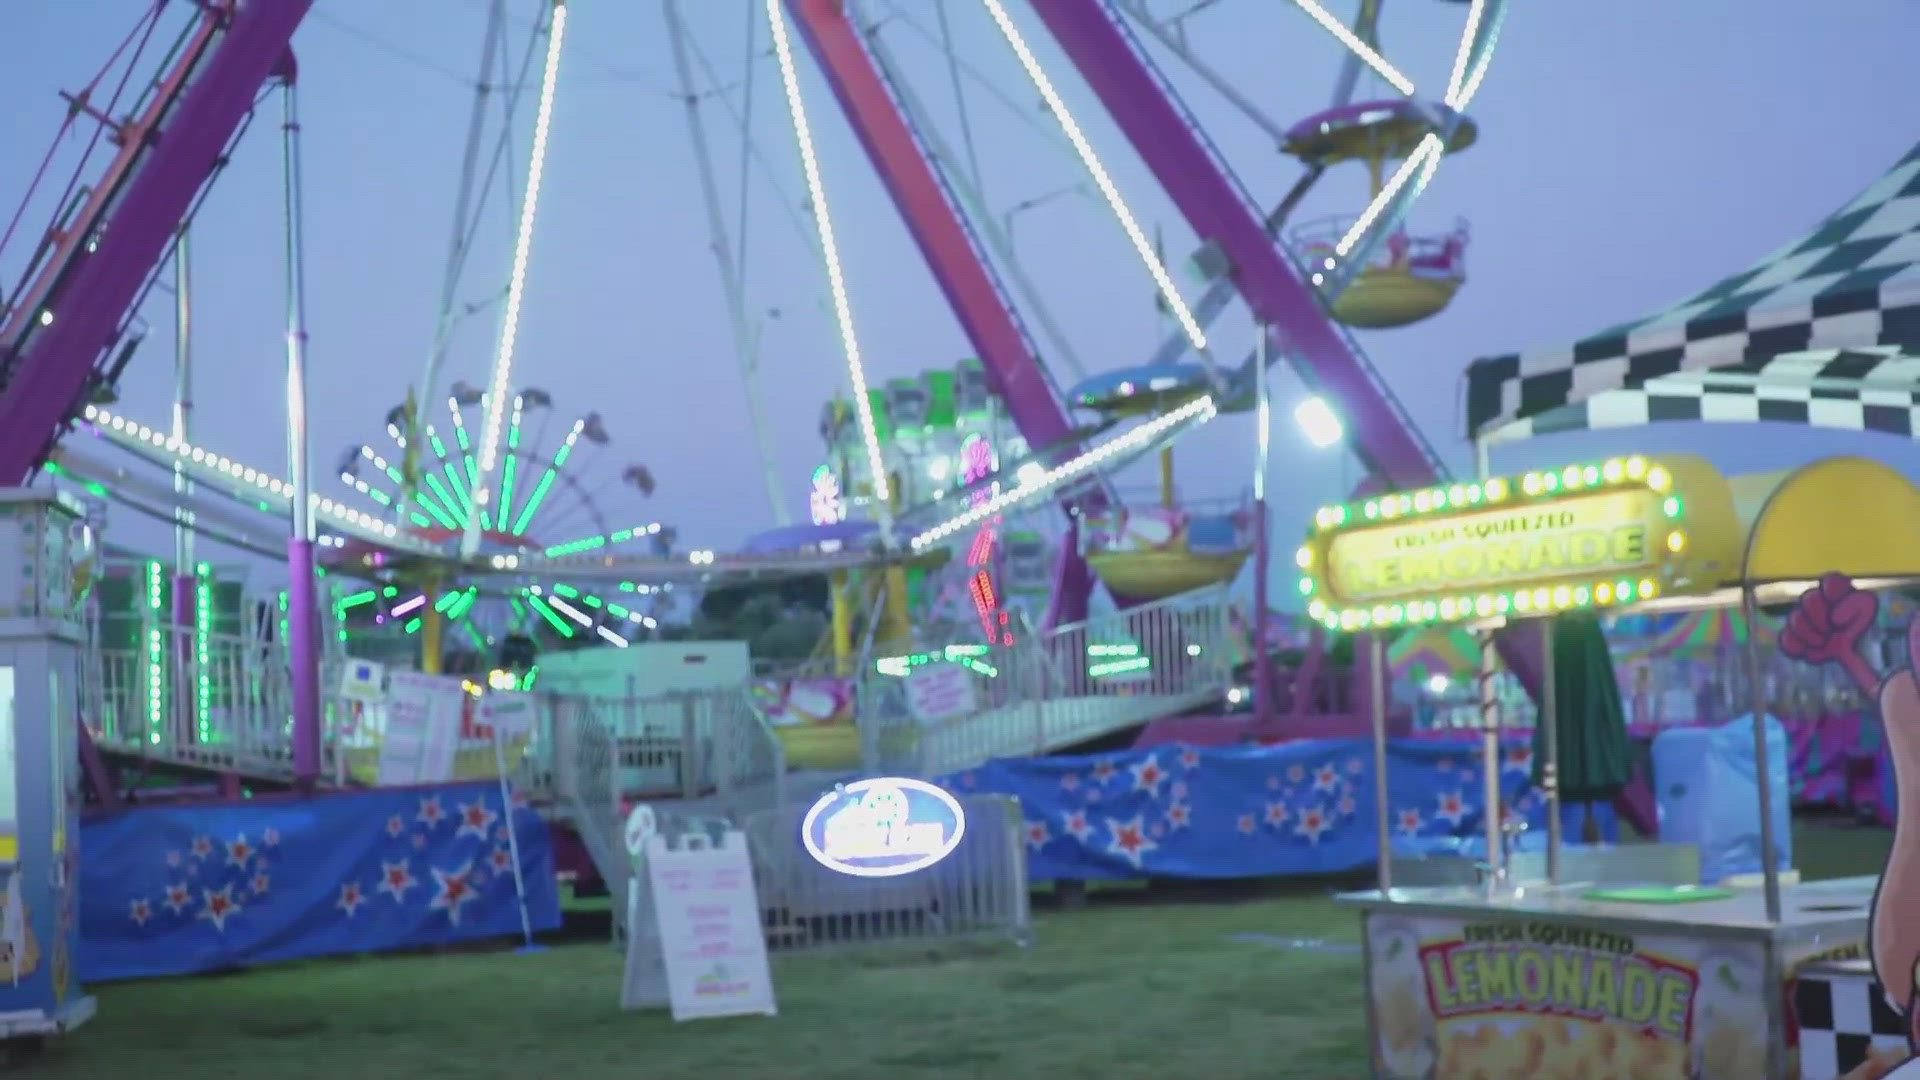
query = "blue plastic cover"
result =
(1652, 715, 1793, 884)
(1185, 513, 1242, 553)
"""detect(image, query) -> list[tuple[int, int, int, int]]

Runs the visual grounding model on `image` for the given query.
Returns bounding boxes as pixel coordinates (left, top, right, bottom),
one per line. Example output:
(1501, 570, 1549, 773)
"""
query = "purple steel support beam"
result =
(786, 0, 1099, 628)
(784, 0, 1081, 464)
(1028, 0, 1543, 695)
(0, 0, 315, 481)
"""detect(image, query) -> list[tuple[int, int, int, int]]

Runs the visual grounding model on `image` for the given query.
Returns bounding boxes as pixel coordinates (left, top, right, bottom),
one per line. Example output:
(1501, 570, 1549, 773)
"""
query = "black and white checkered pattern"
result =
(1796, 970, 1912, 1078)
(1465, 140, 1920, 443)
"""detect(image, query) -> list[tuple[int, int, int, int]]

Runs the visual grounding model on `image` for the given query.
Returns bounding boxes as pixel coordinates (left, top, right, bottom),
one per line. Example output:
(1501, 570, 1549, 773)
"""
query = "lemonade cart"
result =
(1306, 454, 1915, 1079)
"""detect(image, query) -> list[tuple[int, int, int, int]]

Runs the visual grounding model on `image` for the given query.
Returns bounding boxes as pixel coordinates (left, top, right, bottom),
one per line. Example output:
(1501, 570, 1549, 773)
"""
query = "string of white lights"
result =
(979, 0, 1208, 351)
(1324, 0, 1501, 264)
(911, 394, 1217, 550)
(1330, 133, 1439, 259)
(1291, 0, 1414, 96)
(82, 404, 436, 549)
(1450, 2, 1504, 110)
(468, 0, 569, 553)
(766, 0, 894, 521)
(1443, 0, 1486, 106)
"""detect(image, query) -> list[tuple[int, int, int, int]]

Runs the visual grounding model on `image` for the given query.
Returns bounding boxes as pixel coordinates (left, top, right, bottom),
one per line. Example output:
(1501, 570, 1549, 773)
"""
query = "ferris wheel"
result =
(651, 0, 1506, 625)
(332, 384, 675, 659)
(0, 0, 1510, 783)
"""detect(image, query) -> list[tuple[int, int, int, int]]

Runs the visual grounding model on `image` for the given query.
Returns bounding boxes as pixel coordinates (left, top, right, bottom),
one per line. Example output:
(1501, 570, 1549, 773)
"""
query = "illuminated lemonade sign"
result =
(801, 778, 966, 878)
(1299, 456, 1697, 631)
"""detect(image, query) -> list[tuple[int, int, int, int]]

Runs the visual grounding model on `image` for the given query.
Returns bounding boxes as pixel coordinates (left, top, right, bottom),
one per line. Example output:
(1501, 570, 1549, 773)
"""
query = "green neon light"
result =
(543, 534, 607, 558)
(339, 590, 377, 609)
(425, 473, 464, 517)
(552, 583, 580, 599)
(1089, 657, 1152, 677)
(382, 586, 400, 598)
(498, 455, 520, 530)
(433, 591, 461, 613)
(526, 593, 574, 637)
(447, 588, 479, 621)
(512, 469, 558, 534)
(404, 617, 423, 634)
(412, 492, 459, 530)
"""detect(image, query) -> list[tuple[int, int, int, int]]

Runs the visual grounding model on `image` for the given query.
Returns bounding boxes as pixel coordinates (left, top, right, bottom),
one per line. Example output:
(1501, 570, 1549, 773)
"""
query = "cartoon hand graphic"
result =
(1838, 1046, 1915, 1080)
(1781, 572, 1881, 695)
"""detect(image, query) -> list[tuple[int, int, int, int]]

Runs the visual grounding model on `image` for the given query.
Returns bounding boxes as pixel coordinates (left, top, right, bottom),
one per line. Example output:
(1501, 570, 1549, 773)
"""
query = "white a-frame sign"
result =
(621, 811, 776, 1021)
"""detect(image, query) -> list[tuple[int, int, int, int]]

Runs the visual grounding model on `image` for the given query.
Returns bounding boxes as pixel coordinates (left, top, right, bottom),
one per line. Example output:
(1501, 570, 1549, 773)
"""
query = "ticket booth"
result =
(0, 491, 95, 1036)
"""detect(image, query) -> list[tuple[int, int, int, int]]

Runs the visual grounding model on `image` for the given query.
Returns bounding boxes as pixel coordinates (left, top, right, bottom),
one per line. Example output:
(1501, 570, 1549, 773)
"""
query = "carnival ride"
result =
(0, 0, 1516, 829)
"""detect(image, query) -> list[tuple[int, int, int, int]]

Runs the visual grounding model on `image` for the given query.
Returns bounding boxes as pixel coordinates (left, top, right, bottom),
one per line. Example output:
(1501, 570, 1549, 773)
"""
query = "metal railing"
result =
(545, 683, 790, 936)
(534, 685, 786, 809)
(859, 585, 1232, 777)
(742, 793, 1031, 953)
(1290, 214, 1470, 279)
(550, 692, 628, 936)
(89, 623, 350, 779)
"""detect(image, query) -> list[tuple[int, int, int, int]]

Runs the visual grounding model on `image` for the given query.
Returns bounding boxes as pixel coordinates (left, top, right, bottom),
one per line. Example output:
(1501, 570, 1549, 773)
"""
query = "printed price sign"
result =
(378, 671, 466, 785)
(642, 832, 776, 1021)
(905, 662, 977, 724)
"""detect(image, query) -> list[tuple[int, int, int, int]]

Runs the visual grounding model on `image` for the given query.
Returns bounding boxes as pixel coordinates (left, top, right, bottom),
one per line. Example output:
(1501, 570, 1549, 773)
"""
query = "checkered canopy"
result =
(1464, 140, 1920, 443)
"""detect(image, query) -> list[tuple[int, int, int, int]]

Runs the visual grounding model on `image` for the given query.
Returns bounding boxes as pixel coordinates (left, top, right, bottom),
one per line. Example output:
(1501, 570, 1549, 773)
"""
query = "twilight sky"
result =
(3, 0, 1917, 611)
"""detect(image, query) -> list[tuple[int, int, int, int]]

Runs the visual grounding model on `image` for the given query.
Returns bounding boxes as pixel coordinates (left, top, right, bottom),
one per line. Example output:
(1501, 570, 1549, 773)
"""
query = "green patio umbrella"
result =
(1533, 613, 1634, 804)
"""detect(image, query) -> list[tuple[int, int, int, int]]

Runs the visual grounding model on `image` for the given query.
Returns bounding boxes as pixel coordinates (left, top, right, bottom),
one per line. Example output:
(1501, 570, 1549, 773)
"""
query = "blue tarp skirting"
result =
(81, 780, 562, 982)
(938, 738, 1551, 881)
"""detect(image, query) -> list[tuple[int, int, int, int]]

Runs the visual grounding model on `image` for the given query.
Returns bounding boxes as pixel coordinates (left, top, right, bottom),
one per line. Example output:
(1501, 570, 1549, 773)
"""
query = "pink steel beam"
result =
(1027, 0, 1544, 692)
(0, 0, 315, 482)
(782, 0, 1088, 483)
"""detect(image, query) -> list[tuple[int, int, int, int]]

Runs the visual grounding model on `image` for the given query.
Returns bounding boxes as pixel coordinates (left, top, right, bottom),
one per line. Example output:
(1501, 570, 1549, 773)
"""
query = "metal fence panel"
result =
(741, 793, 1031, 953)
(859, 585, 1233, 776)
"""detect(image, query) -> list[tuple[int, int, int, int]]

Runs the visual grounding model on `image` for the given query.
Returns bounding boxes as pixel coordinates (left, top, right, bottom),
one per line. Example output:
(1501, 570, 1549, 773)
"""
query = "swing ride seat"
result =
(1281, 98, 1477, 168)
(1083, 498, 1253, 603)
(1291, 214, 1471, 329)
(1067, 363, 1215, 418)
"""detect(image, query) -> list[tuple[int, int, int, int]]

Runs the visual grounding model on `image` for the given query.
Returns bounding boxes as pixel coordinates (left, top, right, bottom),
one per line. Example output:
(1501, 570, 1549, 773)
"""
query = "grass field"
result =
(26, 818, 1894, 1080)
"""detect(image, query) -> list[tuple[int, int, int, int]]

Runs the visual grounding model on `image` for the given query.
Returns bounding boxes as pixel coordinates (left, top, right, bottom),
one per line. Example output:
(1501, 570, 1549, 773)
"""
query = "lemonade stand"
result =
(1309, 454, 1910, 1079)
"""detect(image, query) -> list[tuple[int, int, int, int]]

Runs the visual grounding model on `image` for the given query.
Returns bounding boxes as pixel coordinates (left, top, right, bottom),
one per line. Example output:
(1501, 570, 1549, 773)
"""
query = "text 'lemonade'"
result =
(1422, 922, 1698, 1042)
